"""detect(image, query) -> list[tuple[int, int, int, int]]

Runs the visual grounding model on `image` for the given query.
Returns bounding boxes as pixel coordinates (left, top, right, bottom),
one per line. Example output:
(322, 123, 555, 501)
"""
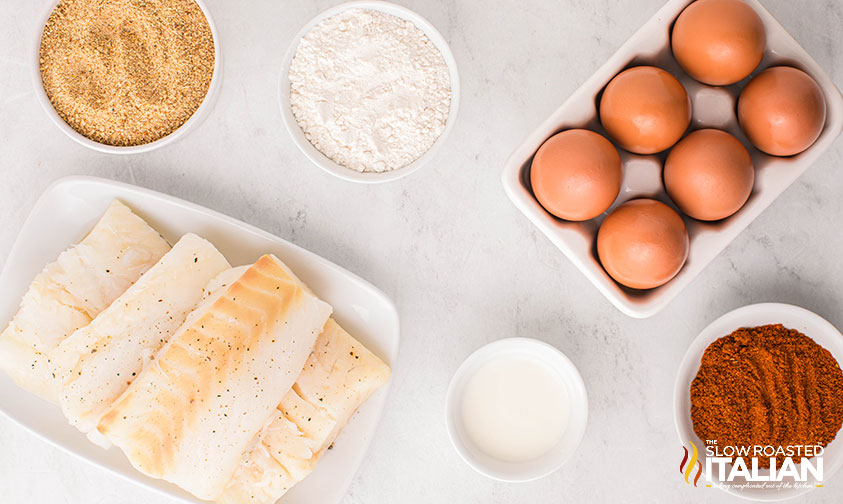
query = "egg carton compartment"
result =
(503, 0, 843, 318)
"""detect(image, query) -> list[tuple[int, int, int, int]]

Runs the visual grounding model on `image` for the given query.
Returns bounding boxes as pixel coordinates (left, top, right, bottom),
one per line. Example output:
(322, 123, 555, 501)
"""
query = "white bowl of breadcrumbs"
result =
(33, 0, 222, 154)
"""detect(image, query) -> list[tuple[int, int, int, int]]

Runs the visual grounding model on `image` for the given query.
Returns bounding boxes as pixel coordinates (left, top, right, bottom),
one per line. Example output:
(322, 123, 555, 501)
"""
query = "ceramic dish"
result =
(279, 1, 460, 183)
(501, 0, 843, 318)
(31, 0, 222, 154)
(445, 338, 588, 482)
(0, 176, 399, 504)
(674, 303, 843, 501)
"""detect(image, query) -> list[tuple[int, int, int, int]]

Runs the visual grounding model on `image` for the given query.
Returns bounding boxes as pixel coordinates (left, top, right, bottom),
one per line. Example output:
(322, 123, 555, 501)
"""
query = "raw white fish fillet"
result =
(98, 255, 332, 501)
(218, 318, 391, 504)
(53, 233, 230, 437)
(0, 200, 170, 402)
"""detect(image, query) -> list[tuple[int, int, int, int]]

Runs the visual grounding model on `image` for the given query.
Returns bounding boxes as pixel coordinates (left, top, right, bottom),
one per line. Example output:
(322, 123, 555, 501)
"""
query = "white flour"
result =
(289, 8, 452, 173)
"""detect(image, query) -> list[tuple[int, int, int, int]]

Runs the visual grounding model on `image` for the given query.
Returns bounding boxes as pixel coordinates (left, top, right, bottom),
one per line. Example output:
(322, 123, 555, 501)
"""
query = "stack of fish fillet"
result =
(0, 200, 391, 504)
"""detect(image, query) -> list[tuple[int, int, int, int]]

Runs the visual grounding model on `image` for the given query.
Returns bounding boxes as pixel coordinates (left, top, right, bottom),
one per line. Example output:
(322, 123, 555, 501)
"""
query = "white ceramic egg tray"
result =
(502, 0, 843, 318)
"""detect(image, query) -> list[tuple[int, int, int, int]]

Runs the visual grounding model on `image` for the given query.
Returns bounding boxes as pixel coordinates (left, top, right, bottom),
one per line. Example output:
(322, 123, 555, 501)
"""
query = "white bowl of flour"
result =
(280, 1, 460, 183)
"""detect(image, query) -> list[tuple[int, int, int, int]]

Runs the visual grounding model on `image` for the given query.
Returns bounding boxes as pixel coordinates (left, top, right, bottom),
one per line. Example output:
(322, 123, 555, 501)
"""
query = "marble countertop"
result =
(2, 0, 843, 502)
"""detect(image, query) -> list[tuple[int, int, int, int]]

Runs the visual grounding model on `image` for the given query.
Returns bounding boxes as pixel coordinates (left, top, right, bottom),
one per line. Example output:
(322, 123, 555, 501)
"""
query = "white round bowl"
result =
(32, 0, 222, 154)
(445, 338, 588, 482)
(279, 1, 461, 183)
(674, 303, 843, 501)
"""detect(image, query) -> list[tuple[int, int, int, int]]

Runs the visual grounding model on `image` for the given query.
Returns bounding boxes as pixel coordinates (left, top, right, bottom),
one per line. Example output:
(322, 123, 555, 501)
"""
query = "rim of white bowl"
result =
(31, 0, 222, 155)
(279, 0, 461, 183)
(445, 338, 589, 482)
(673, 303, 843, 501)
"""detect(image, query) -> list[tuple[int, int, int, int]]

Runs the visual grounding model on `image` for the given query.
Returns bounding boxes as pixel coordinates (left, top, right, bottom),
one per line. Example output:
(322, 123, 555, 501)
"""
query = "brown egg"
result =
(738, 66, 827, 156)
(672, 0, 766, 86)
(597, 199, 689, 289)
(530, 129, 623, 221)
(599, 66, 692, 154)
(664, 129, 754, 221)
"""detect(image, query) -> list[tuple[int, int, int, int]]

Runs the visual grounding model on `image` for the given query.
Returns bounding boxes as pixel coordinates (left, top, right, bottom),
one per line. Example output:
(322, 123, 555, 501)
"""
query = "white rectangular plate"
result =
(502, 0, 843, 318)
(0, 176, 400, 504)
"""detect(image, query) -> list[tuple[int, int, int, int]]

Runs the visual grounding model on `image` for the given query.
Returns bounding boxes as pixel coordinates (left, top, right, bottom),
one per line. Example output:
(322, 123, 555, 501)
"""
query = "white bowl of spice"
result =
(674, 303, 843, 501)
(280, 1, 460, 183)
(33, 0, 221, 154)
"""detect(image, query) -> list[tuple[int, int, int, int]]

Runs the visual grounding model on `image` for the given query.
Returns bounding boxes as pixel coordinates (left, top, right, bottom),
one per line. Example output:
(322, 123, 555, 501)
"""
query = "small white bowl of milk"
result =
(445, 338, 588, 482)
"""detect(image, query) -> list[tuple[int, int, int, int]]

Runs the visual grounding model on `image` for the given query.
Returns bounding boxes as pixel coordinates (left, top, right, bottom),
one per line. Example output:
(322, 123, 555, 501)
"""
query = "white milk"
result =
(460, 356, 569, 463)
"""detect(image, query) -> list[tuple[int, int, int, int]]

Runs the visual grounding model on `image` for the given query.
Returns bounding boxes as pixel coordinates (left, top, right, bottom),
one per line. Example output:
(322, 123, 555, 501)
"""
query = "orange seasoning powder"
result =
(690, 324, 843, 468)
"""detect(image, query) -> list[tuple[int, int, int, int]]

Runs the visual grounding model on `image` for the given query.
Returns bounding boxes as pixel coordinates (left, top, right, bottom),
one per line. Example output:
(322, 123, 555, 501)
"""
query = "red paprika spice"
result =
(690, 324, 843, 468)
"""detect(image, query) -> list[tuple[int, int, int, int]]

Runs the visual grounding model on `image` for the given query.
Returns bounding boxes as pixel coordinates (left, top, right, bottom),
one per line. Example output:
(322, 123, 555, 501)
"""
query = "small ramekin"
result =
(445, 338, 588, 482)
(31, 0, 222, 154)
(279, 1, 461, 183)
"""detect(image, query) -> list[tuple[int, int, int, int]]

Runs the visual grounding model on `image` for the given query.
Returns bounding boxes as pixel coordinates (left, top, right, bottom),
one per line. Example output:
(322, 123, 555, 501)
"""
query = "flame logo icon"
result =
(680, 441, 703, 486)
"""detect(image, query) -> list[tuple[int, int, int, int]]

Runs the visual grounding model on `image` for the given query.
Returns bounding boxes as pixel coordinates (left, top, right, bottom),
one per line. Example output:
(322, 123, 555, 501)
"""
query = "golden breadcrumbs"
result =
(39, 0, 215, 146)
